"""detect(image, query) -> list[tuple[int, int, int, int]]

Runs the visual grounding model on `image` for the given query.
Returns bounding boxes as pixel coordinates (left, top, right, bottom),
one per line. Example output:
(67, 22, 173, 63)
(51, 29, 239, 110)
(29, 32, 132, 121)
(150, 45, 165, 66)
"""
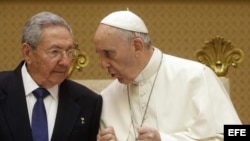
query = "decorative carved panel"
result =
(195, 36, 244, 77)
(68, 43, 89, 77)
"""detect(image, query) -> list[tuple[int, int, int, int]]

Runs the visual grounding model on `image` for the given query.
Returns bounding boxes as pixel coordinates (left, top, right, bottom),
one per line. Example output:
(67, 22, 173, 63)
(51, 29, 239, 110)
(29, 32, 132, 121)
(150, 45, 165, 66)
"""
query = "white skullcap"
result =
(100, 10, 148, 33)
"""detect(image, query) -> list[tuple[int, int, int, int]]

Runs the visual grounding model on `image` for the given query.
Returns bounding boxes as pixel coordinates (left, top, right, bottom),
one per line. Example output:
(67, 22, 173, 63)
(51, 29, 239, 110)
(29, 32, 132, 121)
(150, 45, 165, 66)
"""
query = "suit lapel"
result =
(0, 61, 82, 141)
(51, 81, 81, 141)
(0, 61, 33, 140)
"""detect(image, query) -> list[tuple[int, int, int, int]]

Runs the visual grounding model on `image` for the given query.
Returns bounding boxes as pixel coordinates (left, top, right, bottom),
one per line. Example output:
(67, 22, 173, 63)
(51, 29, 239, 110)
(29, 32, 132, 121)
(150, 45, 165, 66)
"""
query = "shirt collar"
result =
(21, 63, 58, 100)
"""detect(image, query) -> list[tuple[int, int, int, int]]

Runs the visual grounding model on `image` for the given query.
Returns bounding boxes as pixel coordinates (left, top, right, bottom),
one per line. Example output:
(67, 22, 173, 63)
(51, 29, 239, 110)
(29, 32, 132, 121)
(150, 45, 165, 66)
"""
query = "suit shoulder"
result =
(0, 71, 13, 86)
(0, 71, 12, 79)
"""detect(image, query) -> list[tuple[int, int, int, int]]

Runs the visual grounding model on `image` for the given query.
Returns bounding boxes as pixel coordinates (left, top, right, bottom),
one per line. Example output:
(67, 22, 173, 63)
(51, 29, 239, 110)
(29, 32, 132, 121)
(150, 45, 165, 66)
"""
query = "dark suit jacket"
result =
(0, 61, 103, 141)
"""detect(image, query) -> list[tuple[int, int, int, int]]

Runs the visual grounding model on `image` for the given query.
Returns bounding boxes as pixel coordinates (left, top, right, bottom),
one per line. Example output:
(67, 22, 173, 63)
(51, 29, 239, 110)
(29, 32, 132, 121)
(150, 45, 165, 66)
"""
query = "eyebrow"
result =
(48, 44, 75, 50)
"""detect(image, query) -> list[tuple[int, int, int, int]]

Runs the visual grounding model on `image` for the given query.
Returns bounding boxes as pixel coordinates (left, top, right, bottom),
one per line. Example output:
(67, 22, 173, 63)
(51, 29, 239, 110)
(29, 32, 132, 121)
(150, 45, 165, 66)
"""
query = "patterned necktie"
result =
(31, 88, 50, 141)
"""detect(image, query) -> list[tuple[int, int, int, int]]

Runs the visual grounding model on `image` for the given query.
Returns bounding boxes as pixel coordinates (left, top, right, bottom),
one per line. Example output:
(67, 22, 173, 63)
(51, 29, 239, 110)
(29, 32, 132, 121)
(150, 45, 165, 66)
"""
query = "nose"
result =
(58, 53, 72, 66)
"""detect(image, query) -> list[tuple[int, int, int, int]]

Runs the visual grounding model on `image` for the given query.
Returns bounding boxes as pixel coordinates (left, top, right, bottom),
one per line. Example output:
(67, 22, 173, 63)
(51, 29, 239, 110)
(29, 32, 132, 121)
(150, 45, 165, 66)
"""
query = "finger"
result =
(138, 126, 160, 141)
(138, 126, 149, 134)
(100, 133, 115, 141)
(99, 126, 115, 136)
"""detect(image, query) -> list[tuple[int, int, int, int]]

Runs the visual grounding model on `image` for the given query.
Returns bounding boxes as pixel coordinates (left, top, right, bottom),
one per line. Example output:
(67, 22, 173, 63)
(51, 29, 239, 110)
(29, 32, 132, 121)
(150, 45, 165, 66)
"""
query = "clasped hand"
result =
(97, 126, 161, 141)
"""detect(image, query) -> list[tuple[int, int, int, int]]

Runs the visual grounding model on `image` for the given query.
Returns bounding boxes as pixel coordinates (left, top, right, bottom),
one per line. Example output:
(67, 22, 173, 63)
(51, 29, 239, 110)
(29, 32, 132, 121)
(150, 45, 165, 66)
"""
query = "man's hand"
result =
(137, 126, 161, 141)
(97, 126, 117, 141)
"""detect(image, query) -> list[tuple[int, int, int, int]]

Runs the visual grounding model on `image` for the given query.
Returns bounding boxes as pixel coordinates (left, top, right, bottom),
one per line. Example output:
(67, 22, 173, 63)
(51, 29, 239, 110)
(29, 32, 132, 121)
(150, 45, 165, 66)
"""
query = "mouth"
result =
(54, 67, 68, 73)
(108, 70, 117, 78)
(109, 72, 115, 77)
(55, 69, 67, 73)
(53, 69, 68, 75)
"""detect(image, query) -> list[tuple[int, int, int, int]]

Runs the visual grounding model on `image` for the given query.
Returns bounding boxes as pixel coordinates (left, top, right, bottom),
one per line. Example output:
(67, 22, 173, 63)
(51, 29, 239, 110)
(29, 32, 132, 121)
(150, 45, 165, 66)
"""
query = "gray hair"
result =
(21, 11, 73, 49)
(115, 28, 152, 48)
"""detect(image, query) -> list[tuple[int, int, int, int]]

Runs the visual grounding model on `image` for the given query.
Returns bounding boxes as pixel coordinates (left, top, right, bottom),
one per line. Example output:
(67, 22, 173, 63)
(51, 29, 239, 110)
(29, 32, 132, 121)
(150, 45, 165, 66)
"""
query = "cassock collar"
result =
(133, 47, 162, 84)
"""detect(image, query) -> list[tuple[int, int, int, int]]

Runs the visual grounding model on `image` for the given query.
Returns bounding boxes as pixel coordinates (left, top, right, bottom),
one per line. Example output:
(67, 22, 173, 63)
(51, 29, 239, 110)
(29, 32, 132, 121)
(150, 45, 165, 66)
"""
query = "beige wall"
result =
(0, 0, 249, 124)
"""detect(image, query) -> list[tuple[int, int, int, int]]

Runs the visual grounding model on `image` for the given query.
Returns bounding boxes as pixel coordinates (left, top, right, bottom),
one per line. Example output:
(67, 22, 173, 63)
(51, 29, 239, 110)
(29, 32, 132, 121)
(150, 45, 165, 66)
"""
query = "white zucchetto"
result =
(100, 10, 149, 33)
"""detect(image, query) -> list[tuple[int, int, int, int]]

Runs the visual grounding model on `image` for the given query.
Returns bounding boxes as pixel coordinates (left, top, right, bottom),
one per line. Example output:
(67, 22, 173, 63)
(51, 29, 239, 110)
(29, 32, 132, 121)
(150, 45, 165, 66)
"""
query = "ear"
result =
(132, 37, 145, 54)
(21, 43, 33, 64)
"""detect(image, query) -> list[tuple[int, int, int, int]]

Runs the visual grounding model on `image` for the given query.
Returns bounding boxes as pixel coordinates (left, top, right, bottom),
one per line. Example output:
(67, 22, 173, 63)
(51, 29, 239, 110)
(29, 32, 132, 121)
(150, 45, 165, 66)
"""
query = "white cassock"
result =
(100, 47, 242, 141)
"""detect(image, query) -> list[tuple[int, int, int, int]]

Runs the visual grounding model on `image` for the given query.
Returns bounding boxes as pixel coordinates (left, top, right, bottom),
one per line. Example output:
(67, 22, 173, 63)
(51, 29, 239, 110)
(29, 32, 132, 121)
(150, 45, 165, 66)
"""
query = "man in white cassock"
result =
(93, 10, 242, 141)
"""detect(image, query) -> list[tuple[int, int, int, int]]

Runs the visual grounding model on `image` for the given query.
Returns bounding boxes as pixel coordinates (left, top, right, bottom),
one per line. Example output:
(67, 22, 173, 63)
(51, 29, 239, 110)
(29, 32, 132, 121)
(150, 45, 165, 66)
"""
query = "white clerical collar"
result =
(133, 47, 163, 84)
(21, 63, 58, 100)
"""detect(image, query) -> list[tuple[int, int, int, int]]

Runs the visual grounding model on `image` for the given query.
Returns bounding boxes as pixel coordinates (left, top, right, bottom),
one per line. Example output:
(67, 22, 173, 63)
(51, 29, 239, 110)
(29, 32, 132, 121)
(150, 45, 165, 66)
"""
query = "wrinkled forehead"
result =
(96, 24, 117, 35)
(94, 25, 130, 52)
(94, 24, 120, 42)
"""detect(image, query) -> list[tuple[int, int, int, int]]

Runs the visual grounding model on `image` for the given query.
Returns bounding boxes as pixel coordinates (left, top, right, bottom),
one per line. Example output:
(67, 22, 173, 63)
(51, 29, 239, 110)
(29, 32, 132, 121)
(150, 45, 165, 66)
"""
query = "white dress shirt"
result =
(21, 64, 58, 141)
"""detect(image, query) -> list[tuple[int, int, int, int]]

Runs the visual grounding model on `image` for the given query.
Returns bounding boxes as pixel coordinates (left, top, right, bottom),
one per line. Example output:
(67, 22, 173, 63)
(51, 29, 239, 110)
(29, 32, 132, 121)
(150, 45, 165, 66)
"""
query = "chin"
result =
(117, 78, 129, 84)
(52, 75, 67, 82)
(52, 79, 65, 85)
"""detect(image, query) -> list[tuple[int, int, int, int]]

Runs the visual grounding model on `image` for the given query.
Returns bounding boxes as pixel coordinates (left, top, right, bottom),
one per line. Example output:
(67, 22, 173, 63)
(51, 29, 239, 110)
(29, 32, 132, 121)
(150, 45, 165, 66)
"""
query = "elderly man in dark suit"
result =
(0, 11, 102, 141)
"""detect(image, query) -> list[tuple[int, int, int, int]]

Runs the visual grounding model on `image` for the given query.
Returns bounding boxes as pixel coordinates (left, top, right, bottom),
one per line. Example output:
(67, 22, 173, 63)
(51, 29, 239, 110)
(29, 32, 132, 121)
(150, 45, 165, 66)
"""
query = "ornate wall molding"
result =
(195, 36, 244, 77)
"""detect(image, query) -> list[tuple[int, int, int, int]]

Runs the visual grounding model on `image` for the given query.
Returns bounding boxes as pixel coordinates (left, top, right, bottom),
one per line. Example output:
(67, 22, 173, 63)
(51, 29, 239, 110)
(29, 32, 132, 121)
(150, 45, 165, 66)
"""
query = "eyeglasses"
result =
(45, 48, 79, 59)
(27, 43, 80, 59)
